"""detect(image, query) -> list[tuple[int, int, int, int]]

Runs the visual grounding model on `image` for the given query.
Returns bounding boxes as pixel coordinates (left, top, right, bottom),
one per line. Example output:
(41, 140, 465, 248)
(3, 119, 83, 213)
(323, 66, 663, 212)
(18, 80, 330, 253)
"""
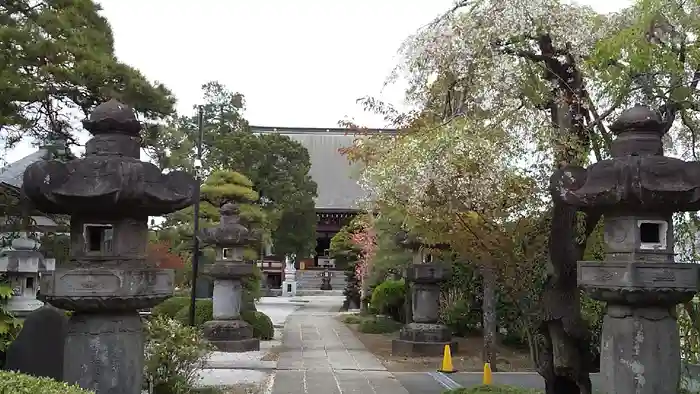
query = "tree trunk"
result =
(481, 264, 498, 371)
(536, 201, 596, 394)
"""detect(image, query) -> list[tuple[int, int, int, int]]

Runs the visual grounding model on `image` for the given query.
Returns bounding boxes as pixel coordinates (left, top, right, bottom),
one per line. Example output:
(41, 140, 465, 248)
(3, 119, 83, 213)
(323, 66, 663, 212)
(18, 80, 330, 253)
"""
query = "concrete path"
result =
(271, 296, 410, 394)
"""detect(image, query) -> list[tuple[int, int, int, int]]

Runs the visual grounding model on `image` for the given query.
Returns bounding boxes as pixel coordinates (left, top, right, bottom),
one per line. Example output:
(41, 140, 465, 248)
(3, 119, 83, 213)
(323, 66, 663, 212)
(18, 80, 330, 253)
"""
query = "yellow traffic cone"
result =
(438, 344, 457, 373)
(483, 362, 492, 385)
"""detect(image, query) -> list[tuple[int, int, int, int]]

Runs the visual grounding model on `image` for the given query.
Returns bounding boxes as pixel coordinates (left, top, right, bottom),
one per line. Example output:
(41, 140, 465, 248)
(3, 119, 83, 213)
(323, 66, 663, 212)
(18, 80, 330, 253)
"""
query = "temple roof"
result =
(250, 126, 395, 211)
(0, 149, 49, 189)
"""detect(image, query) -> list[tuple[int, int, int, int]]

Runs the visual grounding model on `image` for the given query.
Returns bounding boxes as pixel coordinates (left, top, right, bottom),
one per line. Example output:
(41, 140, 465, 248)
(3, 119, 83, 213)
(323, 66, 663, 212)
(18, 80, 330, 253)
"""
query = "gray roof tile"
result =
(0, 149, 48, 188)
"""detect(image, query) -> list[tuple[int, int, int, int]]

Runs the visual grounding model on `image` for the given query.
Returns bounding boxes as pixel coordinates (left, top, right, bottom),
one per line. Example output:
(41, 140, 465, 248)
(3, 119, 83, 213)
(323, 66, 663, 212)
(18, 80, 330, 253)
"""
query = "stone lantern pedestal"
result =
(202, 263, 259, 352)
(392, 263, 457, 357)
(0, 236, 55, 318)
(22, 99, 195, 394)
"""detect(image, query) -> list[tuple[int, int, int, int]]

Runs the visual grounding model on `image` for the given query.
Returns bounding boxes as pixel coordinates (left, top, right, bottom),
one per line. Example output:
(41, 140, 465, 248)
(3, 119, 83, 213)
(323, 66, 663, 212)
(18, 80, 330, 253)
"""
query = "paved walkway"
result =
(271, 297, 410, 394)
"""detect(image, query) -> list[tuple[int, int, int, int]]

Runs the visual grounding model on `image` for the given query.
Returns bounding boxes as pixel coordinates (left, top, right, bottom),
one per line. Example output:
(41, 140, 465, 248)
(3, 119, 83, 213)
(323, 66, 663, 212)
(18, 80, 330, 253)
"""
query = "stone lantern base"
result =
(203, 319, 260, 352)
(391, 322, 458, 357)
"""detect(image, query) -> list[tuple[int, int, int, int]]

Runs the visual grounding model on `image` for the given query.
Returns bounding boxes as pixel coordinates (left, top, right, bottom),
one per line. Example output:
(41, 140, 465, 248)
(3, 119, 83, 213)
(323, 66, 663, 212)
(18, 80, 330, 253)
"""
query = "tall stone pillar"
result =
(391, 263, 457, 356)
(21, 99, 195, 394)
(0, 236, 55, 318)
(200, 203, 259, 352)
(554, 105, 700, 394)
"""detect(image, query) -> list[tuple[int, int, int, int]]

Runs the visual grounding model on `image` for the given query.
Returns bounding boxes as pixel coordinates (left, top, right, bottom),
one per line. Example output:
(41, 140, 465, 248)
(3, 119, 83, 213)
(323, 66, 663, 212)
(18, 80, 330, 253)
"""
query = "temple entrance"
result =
(315, 233, 333, 267)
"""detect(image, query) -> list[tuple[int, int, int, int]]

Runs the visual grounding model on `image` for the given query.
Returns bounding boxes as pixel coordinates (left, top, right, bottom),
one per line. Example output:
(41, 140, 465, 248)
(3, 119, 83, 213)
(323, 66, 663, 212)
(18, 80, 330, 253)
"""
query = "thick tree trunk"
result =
(536, 201, 595, 394)
(481, 264, 498, 371)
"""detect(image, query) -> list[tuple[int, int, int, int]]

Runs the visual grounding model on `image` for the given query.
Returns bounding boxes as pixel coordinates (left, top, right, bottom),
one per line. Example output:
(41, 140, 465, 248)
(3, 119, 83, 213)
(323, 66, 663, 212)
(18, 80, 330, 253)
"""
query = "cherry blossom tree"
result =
(346, 0, 700, 393)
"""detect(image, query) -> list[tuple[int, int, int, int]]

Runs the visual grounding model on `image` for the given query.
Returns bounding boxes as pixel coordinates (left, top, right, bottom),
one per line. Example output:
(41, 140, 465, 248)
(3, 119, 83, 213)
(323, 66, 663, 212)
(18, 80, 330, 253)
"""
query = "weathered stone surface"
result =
(203, 262, 254, 279)
(554, 105, 700, 394)
(3, 305, 68, 380)
(64, 312, 143, 394)
(391, 338, 458, 357)
(20, 99, 196, 394)
(212, 278, 243, 319)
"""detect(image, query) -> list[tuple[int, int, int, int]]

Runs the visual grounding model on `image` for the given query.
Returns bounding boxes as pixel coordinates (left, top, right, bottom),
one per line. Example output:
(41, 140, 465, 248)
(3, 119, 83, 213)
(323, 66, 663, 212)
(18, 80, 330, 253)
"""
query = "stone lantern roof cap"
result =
(82, 99, 142, 136)
(609, 105, 664, 136)
(199, 203, 254, 247)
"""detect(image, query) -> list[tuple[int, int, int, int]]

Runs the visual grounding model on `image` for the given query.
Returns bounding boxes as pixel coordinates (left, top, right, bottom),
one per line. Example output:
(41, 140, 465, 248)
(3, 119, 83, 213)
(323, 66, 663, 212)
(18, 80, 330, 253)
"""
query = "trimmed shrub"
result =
(443, 385, 542, 393)
(241, 310, 274, 340)
(175, 299, 213, 328)
(153, 296, 190, 319)
(0, 370, 94, 393)
(370, 279, 405, 322)
(358, 317, 402, 334)
(144, 316, 213, 394)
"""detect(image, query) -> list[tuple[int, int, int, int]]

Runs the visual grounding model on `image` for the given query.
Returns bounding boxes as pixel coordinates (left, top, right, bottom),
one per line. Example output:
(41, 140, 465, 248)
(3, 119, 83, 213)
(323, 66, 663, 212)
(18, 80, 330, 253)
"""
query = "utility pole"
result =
(188, 105, 204, 326)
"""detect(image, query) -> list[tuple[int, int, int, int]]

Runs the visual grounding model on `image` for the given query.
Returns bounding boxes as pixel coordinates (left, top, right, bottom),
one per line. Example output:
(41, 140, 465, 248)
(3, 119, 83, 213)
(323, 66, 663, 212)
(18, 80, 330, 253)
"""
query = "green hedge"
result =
(175, 299, 213, 327)
(241, 310, 274, 340)
(370, 279, 405, 322)
(152, 296, 190, 319)
(0, 371, 94, 394)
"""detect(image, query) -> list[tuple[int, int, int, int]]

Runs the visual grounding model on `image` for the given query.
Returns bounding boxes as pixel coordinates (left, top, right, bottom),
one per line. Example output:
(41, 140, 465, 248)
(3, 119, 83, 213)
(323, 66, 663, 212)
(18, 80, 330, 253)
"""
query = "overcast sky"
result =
(4, 0, 630, 163)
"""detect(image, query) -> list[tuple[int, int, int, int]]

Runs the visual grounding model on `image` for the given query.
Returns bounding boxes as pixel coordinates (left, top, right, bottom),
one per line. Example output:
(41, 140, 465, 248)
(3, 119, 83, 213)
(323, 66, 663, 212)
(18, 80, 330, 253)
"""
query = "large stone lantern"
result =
(200, 203, 260, 352)
(554, 105, 700, 394)
(21, 99, 195, 394)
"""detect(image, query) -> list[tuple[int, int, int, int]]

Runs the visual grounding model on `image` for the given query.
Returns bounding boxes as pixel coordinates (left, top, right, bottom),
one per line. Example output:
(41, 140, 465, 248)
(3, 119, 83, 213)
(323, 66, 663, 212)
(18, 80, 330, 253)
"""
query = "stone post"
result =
(391, 263, 457, 356)
(282, 255, 297, 297)
(0, 236, 55, 318)
(554, 105, 700, 394)
(200, 203, 260, 352)
(320, 267, 332, 290)
(21, 99, 195, 394)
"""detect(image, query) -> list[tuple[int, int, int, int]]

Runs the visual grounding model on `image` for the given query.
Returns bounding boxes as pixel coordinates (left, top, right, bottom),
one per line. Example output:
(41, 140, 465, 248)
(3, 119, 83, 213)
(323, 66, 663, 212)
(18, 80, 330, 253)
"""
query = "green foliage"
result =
(0, 282, 22, 354)
(152, 297, 191, 319)
(39, 233, 70, 266)
(370, 279, 406, 322)
(330, 220, 364, 309)
(357, 316, 403, 334)
(144, 82, 318, 258)
(342, 314, 363, 324)
(441, 299, 481, 337)
(0, 370, 94, 394)
(443, 386, 542, 394)
(0, 0, 175, 149)
(240, 311, 274, 340)
(175, 299, 213, 328)
(144, 316, 213, 394)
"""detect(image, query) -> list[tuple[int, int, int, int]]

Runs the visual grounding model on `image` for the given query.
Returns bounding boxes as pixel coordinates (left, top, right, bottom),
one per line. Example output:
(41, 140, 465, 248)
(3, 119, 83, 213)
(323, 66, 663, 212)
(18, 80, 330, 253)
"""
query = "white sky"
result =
(4, 0, 630, 163)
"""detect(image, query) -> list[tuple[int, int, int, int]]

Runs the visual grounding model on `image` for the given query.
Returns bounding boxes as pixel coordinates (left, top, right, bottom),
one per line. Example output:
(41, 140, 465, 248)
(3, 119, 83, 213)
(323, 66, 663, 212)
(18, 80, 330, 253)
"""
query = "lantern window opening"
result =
(25, 276, 34, 291)
(84, 224, 114, 253)
(222, 248, 233, 260)
(638, 220, 667, 250)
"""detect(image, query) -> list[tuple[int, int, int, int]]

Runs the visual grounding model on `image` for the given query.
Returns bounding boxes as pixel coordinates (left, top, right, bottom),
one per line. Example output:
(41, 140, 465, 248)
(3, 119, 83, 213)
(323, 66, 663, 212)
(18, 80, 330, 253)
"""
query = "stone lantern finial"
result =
(20, 99, 196, 394)
(552, 105, 700, 394)
(199, 202, 260, 352)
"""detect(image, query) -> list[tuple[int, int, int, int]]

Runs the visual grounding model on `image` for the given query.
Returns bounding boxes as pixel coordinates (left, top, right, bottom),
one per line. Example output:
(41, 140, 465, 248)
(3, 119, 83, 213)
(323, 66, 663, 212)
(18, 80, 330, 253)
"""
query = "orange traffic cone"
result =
(483, 362, 492, 385)
(438, 344, 457, 373)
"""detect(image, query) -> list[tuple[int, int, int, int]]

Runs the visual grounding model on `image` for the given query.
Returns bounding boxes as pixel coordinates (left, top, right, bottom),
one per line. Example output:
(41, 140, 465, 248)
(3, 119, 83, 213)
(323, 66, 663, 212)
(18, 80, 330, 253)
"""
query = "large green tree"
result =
(144, 81, 318, 258)
(0, 0, 175, 150)
(348, 1, 700, 393)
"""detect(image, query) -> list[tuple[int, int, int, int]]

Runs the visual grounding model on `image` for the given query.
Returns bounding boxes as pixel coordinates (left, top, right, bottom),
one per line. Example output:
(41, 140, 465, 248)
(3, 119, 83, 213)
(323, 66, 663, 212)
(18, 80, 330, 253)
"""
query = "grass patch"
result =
(342, 314, 363, 324)
(357, 317, 402, 334)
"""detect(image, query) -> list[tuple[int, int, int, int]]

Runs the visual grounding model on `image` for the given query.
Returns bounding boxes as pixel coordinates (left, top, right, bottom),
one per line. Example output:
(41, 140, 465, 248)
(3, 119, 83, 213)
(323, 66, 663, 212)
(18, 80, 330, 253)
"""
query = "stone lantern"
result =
(320, 267, 332, 290)
(21, 99, 195, 394)
(282, 254, 297, 297)
(392, 231, 456, 356)
(200, 203, 260, 352)
(0, 236, 55, 318)
(554, 105, 700, 394)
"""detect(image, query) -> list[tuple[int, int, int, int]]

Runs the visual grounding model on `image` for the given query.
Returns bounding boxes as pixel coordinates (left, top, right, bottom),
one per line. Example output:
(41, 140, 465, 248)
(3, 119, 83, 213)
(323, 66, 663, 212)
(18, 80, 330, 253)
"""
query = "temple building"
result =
(250, 126, 395, 276)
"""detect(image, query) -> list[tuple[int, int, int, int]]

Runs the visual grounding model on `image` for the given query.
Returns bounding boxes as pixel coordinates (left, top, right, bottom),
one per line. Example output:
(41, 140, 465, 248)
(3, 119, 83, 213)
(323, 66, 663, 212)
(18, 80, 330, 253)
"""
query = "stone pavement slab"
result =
(271, 296, 409, 394)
